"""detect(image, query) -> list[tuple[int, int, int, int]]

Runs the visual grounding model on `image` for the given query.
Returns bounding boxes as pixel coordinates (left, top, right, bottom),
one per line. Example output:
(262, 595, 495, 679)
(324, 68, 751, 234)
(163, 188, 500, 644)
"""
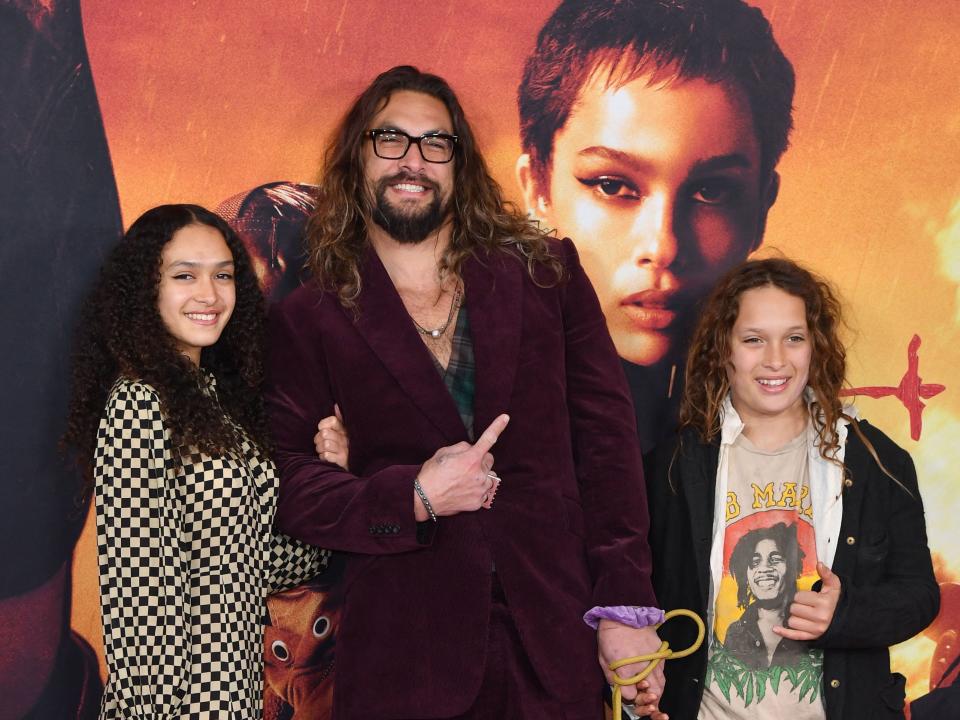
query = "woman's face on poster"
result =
(522, 71, 772, 367)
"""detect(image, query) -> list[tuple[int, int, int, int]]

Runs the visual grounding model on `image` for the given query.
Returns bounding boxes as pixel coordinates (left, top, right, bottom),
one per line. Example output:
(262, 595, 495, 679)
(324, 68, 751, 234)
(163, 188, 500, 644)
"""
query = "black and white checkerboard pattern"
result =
(94, 379, 325, 718)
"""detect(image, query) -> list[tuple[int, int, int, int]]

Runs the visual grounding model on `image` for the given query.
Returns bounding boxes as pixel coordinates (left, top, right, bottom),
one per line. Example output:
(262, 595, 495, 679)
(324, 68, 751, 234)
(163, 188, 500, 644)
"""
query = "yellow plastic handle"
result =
(608, 609, 706, 719)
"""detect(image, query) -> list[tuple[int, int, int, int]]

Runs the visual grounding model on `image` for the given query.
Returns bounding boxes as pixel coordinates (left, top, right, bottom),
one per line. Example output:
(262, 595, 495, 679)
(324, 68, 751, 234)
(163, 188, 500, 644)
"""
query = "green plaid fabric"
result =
(429, 302, 475, 440)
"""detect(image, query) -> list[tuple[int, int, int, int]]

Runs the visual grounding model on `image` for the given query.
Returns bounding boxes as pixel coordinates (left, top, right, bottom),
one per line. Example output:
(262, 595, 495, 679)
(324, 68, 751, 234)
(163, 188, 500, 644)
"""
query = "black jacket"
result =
(644, 420, 940, 720)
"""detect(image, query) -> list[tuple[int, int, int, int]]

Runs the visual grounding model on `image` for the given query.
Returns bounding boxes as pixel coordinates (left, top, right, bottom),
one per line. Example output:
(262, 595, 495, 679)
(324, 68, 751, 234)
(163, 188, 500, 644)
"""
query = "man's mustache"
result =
(376, 172, 440, 195)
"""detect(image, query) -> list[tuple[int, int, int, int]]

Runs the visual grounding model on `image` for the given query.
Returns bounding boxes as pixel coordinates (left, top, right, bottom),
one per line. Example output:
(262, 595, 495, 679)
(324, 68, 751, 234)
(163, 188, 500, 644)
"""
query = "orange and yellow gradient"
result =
(75, 0, 959, 703)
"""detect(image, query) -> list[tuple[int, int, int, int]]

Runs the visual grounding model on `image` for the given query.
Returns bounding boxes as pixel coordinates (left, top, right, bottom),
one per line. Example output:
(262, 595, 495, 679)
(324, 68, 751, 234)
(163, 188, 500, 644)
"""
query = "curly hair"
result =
(306, 65, 562, 307)
(64, 204, 270, 492)
(679, 258, 847, 462)
(729, 522, 803, 609)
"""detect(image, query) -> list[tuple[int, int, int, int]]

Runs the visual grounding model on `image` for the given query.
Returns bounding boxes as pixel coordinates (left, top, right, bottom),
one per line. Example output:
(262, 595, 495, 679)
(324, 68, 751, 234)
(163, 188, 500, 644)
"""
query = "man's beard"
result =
(369, 173, 448, 244)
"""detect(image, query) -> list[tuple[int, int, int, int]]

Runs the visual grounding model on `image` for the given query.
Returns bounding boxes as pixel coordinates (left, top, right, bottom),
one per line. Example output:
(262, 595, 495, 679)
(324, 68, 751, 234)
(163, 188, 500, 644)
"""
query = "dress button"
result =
(846, 536, 856, 545)
(830, 679, 841, 688)
(391, 526, 400, 534)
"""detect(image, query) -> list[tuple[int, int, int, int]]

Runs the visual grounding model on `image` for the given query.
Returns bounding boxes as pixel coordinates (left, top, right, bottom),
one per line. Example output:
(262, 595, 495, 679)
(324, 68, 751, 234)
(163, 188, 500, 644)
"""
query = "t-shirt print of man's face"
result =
(747, 538, 787, 603)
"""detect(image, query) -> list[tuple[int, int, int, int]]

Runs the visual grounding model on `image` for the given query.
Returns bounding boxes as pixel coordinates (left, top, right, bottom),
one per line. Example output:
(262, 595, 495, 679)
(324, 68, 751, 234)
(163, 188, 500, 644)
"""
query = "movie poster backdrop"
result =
(1, 0, 957, 717)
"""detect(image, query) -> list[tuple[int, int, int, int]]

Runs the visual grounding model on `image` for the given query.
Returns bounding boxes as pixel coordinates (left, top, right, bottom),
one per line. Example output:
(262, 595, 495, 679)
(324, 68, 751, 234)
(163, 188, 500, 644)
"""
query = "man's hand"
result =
(773, 562, 841, 641)
(597, 621, 668, 720)
(414, 414, 509, 520)
(315, 404, 349, 470)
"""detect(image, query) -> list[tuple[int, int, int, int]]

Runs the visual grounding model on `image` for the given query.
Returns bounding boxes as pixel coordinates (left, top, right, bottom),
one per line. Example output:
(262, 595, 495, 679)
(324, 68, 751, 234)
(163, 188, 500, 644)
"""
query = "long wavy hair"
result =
(64, 204, 269, 491)
(680, 258, 848, 459)
(676, 257, 902, 492)
(306, 65, 562, 306)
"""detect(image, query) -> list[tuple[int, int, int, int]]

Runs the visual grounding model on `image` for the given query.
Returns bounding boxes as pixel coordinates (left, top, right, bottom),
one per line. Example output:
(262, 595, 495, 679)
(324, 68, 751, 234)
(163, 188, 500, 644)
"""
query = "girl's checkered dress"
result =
(94, 378, 325, 718)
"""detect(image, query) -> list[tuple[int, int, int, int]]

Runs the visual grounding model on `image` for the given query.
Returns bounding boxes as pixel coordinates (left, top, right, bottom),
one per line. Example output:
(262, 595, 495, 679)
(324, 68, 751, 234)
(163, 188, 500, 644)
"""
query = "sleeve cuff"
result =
(583, 605, 665, 630)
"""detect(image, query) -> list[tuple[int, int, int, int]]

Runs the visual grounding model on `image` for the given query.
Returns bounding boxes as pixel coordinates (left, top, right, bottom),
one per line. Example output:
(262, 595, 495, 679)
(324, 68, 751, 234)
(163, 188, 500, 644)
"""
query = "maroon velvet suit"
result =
(265, 237, 656, 719)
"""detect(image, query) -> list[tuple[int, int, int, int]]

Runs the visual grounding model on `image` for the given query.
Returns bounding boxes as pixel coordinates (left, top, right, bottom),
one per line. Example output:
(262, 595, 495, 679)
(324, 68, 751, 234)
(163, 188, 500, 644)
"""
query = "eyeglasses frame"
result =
(366, 128, 459, 164)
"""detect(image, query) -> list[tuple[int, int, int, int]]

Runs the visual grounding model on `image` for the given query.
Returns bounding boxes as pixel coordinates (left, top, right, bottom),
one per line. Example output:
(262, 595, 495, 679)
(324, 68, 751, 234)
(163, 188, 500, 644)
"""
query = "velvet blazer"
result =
(265, 237, 657, 719)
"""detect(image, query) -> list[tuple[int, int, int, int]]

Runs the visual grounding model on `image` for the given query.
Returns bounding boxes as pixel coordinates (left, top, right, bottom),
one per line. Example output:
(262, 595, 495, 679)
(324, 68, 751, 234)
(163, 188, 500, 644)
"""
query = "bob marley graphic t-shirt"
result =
(699, 429, 825, 720)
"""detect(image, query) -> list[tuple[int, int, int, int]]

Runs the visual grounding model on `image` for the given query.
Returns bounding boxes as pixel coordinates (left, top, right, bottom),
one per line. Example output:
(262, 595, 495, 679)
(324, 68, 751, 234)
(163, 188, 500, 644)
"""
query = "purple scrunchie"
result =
(583, 605, 665, 630)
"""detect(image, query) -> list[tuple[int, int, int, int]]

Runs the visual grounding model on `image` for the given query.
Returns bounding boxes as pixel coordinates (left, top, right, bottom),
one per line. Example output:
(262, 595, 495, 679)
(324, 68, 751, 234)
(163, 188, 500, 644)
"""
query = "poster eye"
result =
(313, 615, 331, 639)
(271, 639, 290, 661)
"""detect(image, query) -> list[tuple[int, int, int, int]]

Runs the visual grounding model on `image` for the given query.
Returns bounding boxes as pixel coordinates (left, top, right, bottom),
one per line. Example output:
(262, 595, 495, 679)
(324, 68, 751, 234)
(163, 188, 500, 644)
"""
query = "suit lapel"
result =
(349, 246, 466, 444)
(462, 251, 522, 437)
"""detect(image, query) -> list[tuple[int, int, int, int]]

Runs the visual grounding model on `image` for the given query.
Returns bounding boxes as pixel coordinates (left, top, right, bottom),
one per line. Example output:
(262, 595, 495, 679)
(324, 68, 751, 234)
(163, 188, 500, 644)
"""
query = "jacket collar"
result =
(460, 249, 523, 438)
(348, 244, 522, 444)
(719, 387, 857, 459)
(711, 388, 854, 592)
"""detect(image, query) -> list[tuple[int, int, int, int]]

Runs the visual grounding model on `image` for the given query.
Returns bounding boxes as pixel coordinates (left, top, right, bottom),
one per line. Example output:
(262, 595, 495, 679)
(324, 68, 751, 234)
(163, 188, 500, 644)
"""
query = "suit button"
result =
(830, 679, 841, 688)
(846, 536, 856, 545)
(844, 477, 853, 488)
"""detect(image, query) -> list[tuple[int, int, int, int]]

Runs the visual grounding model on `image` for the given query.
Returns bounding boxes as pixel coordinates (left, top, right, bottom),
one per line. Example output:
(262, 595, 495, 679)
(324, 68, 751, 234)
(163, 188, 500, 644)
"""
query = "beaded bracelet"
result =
(413, 477, 438, 522)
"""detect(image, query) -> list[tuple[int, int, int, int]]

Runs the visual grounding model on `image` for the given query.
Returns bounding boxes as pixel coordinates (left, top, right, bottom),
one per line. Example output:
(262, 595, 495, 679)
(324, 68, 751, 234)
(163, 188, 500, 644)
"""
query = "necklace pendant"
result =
(431, 329, 441, 338)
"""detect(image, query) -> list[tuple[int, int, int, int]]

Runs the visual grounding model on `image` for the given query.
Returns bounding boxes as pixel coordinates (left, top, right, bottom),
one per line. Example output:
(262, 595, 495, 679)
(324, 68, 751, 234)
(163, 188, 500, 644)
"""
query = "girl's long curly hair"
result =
(679, 258, 848, 461)
(63, 204, 269, 492)
(306, 65, 562, 306)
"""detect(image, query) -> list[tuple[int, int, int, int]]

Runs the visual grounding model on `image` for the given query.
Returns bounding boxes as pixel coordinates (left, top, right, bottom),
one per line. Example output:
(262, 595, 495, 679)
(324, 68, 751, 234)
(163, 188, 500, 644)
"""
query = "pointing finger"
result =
(471, 414, 510, 457)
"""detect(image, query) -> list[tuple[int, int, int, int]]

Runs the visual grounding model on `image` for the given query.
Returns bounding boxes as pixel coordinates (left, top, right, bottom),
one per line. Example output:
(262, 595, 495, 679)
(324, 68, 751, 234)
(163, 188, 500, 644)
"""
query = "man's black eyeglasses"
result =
(367, 129, 458, 164)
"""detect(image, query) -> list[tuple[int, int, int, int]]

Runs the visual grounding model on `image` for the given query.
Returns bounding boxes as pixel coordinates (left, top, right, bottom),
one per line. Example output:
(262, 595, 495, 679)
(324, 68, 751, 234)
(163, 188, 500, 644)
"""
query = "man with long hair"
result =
(265, 65, 664, 718)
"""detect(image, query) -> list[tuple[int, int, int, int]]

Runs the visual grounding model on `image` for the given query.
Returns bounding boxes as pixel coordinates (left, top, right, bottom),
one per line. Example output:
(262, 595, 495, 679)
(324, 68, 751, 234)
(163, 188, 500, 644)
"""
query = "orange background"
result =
(73, 0, 960, 703)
